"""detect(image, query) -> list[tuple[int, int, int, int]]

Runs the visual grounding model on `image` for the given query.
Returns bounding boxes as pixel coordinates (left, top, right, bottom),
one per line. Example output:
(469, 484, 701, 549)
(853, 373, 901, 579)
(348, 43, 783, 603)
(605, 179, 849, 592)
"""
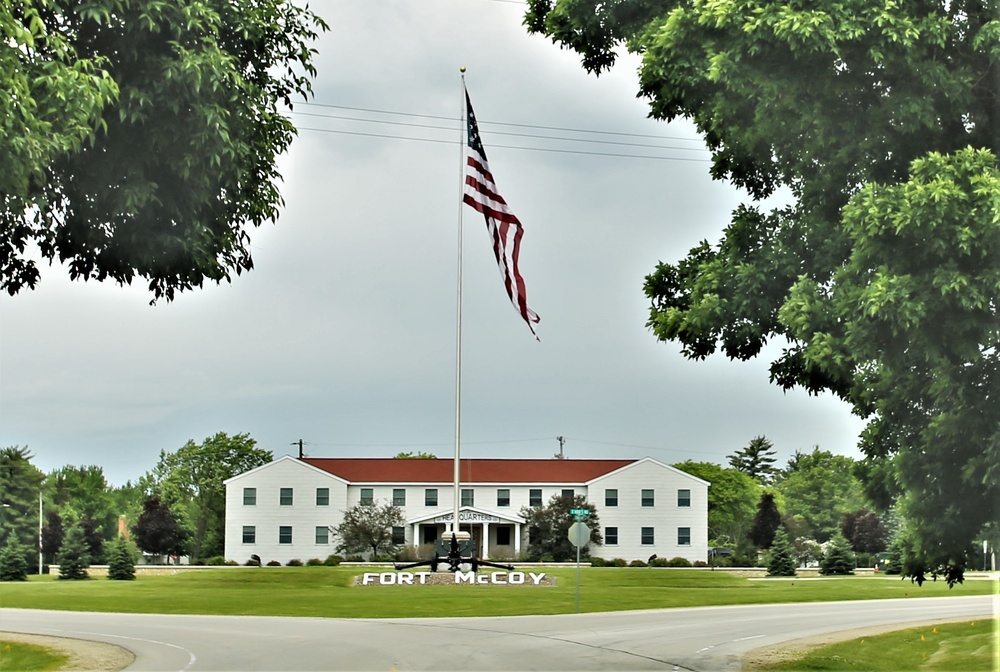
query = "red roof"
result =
(300, 457, 636, 484)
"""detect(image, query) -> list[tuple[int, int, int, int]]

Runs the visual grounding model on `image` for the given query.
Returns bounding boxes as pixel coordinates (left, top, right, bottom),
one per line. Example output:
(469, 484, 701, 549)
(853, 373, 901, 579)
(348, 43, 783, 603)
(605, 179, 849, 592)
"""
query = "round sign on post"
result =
(568, 521, 591, 547)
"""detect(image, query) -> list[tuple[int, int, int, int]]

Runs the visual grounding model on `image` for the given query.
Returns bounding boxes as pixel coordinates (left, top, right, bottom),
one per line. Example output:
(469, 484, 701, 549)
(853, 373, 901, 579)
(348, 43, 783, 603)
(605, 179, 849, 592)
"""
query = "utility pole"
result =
(292, 439, 304, 459)
(555, 436, 566, 459)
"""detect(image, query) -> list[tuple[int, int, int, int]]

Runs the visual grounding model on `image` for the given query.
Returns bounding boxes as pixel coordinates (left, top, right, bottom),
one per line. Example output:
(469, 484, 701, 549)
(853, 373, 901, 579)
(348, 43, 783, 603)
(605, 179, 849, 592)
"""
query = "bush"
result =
(649, 557, 669, 567)
(589, 557, 607, 567)
(629, 559, 647, 567)
(693, 560, 709, 567)
(667, 557, 692, 567)
(611, 558, 628, 567)
(323, 554, 344, 566)
(286, 558, 303, 567)
(266, 560, 281, 567)
(305, 558, 324, 566)
(0, 538, 28, 581)
(199, 556, 228, 566)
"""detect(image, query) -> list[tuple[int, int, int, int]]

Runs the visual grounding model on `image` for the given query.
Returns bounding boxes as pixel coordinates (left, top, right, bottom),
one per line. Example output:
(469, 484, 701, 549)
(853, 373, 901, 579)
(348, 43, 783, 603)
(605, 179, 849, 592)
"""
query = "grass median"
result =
(2, 568, 995, 618)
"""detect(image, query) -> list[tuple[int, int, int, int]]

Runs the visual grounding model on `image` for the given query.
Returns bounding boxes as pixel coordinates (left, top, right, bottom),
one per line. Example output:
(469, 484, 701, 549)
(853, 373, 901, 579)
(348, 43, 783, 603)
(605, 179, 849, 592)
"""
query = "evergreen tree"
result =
(766, 528, 797, 577)
(749, 493, 783, 550)
(40, 510, 65, 566)
(820, 533, 856, 576)
(728, 436, 779, 484)
(0, 536, 28, 581)
(106, 535, 136, 581)
(57, 524, 90, 580)
(884, 537, 905, 575)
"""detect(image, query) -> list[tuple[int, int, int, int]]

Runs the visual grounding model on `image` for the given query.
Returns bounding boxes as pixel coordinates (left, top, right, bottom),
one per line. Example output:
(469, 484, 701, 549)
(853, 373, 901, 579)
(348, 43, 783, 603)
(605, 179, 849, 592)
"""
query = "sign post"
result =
(568, 515, 591, 613)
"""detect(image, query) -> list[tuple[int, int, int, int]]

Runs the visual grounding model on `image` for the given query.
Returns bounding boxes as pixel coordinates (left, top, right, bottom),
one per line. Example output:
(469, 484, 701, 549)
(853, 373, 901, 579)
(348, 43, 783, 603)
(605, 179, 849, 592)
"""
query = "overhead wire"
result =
(287, 101, 712, 163)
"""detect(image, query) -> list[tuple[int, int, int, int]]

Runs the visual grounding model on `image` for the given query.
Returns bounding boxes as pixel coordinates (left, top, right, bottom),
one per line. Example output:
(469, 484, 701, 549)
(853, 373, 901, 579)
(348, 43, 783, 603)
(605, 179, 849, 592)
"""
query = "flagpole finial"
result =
(460, 66, 466, 73)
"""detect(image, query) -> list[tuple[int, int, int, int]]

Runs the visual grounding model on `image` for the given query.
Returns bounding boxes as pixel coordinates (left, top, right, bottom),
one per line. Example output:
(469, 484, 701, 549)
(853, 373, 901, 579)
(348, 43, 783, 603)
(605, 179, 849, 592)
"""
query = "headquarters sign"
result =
(359, 571, 551, 586)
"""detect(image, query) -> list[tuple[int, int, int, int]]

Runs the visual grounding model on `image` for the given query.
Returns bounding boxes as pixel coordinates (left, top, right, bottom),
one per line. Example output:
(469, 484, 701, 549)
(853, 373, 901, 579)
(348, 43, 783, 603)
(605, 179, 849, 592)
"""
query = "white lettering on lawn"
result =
(362, 571, 547, 585)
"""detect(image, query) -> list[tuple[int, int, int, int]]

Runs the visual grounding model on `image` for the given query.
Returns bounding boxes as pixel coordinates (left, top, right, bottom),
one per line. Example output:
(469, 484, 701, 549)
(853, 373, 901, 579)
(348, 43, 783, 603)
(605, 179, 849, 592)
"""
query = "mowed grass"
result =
(0, 640, 68, 672)
(2, 568, 995, 619)
(759, 618, 999, 671)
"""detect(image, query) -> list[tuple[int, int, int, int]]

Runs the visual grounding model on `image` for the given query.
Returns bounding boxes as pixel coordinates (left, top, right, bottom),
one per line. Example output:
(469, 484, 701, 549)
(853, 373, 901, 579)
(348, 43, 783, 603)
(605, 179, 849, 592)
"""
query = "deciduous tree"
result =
(131, 496, 186, 561)
(152, 432, 272, 560)
(774, 449, 867, 544)
(525, 0, 999, 584)
(332, 501, 405, 559)
(674, 461, 760, 558)
(1, 0, 328, 299)
(520, 493, 601, 562)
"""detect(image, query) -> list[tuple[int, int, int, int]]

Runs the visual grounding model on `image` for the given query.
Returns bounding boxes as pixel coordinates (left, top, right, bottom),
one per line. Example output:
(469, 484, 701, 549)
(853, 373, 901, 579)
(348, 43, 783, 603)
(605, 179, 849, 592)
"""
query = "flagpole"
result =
(453, 67, 467, 538)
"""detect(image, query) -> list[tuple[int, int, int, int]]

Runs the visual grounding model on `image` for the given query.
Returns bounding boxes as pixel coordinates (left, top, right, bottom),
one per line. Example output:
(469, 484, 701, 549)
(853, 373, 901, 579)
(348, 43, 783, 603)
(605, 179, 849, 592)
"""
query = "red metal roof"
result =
(300, 457, 636, 484)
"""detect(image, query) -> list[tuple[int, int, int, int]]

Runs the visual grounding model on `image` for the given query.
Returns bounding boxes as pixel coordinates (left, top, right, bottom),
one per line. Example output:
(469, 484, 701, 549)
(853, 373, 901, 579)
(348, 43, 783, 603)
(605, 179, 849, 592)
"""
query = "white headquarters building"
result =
(223, 456, 709, 565)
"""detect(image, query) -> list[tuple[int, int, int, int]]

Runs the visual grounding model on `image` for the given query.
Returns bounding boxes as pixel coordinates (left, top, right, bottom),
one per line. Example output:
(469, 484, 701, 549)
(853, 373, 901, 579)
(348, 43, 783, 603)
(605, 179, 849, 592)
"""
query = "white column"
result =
(514, 522, 522, 556)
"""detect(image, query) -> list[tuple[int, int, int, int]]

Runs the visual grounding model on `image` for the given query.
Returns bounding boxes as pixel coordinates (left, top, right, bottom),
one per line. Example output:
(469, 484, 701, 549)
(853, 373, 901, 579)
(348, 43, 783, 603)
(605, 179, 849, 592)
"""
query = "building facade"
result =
(223, 456, 709, 565)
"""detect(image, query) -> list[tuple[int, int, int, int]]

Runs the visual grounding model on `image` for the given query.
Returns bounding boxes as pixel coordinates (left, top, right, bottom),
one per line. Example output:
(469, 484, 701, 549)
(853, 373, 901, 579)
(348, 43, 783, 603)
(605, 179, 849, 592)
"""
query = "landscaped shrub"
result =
(345, 555, 364, 562)
(692, 560, 709, 567)
(323, 554, 344, 566)
(589, 557, 607, 567)
(266, 560, 281, 567)
(199, 555, 227, 566)
(286, 558, 303, 566)
(629, 559, 647, 567)
(667, 557, 692, 567)
(650, 557, 669, 567)
(611, 558, 628, 567)
(305, 558, 324, 566)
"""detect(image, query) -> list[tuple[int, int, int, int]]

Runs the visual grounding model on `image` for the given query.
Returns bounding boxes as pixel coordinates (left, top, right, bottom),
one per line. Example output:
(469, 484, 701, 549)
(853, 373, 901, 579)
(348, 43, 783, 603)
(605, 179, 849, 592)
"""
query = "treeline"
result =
(0, 433, 272, 572)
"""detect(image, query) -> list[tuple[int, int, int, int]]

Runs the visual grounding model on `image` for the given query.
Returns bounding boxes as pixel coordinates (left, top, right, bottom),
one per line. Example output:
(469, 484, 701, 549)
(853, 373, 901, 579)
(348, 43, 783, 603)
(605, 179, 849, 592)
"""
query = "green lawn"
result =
(0, 641, 67, 672)
(758, 618, 999, 671)
(1, 568, 995, 619)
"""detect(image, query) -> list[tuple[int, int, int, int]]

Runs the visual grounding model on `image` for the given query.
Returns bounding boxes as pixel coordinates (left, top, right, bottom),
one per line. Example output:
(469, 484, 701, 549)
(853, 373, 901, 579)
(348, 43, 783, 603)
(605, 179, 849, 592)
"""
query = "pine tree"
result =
(0, 536, 28, 581)
(57, 524, 90, 580)
(106, 535, 136, 581)
(820, 533, 856, 575)
(766, 528, 797, 577)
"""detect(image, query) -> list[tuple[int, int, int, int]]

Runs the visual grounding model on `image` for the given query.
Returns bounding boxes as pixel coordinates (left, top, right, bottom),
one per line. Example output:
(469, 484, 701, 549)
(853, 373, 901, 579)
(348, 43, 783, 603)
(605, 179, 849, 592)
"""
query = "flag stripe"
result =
(463, 88, 540, 338)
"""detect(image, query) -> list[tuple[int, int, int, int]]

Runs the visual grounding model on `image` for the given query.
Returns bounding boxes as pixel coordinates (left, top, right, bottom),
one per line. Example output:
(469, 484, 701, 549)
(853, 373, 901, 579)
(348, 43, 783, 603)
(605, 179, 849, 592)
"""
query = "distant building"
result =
(223, 456, 709, 565)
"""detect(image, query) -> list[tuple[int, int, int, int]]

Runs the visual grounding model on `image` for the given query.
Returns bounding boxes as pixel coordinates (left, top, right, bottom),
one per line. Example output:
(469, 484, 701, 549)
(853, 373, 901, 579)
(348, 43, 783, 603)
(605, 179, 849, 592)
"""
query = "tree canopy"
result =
(525, 0, 998, 583)
(1, 0, 328, 299)
(728, 436, 778, 484)
(333, 501, 405, 559)
(673, 460, 760, 558)
(151, 432, 272, 560)
(774, 448, 867, 544)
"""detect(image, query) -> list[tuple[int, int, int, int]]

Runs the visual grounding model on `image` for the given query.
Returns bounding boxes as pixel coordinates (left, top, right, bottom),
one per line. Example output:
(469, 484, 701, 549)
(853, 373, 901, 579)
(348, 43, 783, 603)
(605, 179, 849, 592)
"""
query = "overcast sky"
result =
(0, 0, 865, 486)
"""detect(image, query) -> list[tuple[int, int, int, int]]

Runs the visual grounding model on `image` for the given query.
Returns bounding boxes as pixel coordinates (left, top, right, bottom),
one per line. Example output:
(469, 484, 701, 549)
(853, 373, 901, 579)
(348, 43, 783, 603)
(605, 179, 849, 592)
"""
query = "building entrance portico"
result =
(409, 507, 524, 560)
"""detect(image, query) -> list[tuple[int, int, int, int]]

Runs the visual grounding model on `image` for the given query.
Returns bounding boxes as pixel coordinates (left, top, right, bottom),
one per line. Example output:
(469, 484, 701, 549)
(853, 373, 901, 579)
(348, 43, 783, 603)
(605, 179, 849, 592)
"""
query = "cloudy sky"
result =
(0, 0, 865, 486)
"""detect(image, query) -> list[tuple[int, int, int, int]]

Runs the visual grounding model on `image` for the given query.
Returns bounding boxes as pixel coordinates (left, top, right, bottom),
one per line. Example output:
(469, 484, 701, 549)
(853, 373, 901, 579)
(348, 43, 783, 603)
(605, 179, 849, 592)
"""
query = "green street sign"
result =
(570, 508, 590, 518)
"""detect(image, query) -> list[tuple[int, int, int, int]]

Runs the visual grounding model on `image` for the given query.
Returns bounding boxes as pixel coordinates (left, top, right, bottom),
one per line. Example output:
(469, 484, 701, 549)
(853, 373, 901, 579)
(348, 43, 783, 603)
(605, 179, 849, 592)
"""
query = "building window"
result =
(496, 527, 511, 546)
(496, 489, 510, 507)
(678, 527, 691, 546)
(392, 526, 406, 545)
(425, 488, 438, 507)
(316, 488, 329, 506)
(360, 488, 374, 505)
(641, 527, 654, 545)
(243, 487, 256, 506)
(561, 489, 575, 499)
(529, 489, 542, 507)
(461, 489, 474, 507)
(279, 488, 293, 506)
(605, 489, 618, 507)
(641, 489, 655, 507)
(605, 527, 618, 545)
(393, 488, 406, 506)
(279, 526, 292, 544)
(242, 526, 256, 544)
(315, 526, 329, 544)
(677, 489, 691, 508)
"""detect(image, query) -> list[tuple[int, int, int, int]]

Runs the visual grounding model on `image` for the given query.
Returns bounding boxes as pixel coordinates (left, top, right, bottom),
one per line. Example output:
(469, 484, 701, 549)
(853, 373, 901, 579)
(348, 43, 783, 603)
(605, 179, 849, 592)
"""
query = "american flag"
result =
(462, 88, 540, 339)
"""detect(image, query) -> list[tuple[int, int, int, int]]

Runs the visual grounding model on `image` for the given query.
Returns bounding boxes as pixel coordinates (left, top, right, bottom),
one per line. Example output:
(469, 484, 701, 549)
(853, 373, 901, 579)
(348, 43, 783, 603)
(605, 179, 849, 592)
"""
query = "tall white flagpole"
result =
(452, 67, 467, 537)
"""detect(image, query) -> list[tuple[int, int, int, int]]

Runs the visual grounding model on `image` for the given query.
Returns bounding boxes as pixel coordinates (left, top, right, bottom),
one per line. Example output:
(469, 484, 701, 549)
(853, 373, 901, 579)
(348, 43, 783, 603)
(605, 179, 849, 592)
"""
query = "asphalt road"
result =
(1, 595, 994, 671)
